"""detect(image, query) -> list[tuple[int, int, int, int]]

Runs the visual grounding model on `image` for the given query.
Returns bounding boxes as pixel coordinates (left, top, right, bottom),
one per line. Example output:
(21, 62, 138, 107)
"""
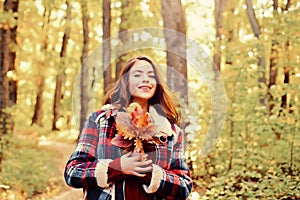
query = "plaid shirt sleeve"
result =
(143, 125, 193, 200)
(64, 111, 106, 189)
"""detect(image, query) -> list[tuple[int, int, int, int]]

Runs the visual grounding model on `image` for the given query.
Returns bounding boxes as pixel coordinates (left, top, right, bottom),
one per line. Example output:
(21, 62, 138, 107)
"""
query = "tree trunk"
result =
(115, 0, 130, 80)
(31, 7, 51, 126)
(213, 0, 226, 74)
(281, 0, 291, 110)
(52, 0, 71, 131)
(225, 6, 237, 65)
(269, 40, 278, 89)
(245, 0, 261, 38)
(102, 0, 112, 93)
(268, 0, 279, 112)
(160, 0, 189, 154)
(0, 3, 11, 134)
(0, 0, 19, 166)
(0, 0, 19, 131)
(284, 0, 291, 11)
(8, 0, 18, 107)
(52, 75, 64, 130)
(160, 0, 188, 105)
(31, 76, 45, 126)
(245, 0, 266, 104)
(80, 0, 89, 134)
(281, 40, 290, 110)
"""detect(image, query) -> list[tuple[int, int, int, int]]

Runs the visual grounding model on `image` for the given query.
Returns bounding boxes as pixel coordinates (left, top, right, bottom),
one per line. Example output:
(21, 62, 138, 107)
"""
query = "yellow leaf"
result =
(134, 138, 144, 153)
(127, 102, 142, 113)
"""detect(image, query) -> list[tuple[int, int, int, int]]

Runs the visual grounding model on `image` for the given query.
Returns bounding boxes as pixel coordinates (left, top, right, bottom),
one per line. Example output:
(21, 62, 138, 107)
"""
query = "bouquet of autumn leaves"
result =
(111, 102, 171, 161)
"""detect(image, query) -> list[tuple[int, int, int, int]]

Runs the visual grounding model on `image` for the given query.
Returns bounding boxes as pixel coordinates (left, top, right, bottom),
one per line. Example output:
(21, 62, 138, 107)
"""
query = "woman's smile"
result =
(129, 60, 157, 104)
(138, 84, 153, 92)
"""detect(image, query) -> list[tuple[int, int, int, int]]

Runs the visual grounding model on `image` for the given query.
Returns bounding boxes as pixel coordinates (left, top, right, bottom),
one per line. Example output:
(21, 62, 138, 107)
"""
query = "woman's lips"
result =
(138, 85, 152, 92)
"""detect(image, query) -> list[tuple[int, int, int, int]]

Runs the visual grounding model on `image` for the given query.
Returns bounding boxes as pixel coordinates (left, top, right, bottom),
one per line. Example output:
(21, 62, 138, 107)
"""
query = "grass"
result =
(0, 131, 62, 199)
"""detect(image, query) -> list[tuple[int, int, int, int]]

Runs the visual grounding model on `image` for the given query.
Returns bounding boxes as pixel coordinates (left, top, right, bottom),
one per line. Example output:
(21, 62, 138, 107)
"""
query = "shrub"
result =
(0, 134, 59, 198)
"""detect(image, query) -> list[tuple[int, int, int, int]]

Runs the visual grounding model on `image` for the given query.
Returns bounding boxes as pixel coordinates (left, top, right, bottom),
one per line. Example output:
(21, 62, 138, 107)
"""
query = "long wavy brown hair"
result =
(102, 56, 179, 124)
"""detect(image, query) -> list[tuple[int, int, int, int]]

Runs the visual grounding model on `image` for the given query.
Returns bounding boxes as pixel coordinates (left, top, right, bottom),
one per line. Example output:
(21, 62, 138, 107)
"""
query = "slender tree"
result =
(115, 0, 130, 80)
(52, 0, 71, 130)
(245, 0, 266, 104)
(102, 0, 112, 93)
(79, 0, 89, 133)
(281, 0, 291, 110)
(0, 0, 19, 165)
(0, 0, 19, 130)
(268, 0, 279, 112)
(160, 0, 189, 155)
(213, 0, 227, 75)
(281, 41, 290, 109)
(31, 6, 51, 126)
(160, 0, 188, 104)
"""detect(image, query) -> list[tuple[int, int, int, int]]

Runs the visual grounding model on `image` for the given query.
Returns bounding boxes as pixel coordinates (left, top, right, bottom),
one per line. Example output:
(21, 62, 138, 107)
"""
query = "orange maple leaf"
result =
(113, 103, 166, 159)
(135, 112, 149, 128)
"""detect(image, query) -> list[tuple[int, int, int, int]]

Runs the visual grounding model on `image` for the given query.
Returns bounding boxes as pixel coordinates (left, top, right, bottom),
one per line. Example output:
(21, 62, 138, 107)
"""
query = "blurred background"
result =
(0, 0, 299, 199)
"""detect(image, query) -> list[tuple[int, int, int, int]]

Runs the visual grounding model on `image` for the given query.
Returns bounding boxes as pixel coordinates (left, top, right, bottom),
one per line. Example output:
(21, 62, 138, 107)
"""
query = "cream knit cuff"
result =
(95, 159, 113, 188)
(143, 164, 164, 193)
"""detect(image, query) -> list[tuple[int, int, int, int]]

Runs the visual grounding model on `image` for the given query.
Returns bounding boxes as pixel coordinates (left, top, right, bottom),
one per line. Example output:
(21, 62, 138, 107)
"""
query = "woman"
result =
(64, 56, 192, 200)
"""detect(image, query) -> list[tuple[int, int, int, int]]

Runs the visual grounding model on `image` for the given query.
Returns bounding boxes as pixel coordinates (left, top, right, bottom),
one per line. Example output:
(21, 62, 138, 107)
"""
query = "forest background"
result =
(0, 0, 299, 199)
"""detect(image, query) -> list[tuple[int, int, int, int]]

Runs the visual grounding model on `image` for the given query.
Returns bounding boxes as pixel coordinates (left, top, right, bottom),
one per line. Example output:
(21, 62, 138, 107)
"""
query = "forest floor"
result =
(37, 139, 83, 200)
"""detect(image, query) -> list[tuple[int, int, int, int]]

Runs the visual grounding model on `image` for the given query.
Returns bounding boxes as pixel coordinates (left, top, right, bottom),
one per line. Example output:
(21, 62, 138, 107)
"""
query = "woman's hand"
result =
(120, 152, 153, 177)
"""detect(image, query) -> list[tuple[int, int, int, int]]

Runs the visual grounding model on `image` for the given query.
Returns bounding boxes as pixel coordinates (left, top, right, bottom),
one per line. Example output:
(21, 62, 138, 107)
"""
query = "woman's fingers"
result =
(132, 165, 153, 177)
(124, 151, 133, 157)
(120, 152, 153, 176)
(136, 159, 152, 166)
(135, 165, 153, 173)
(131, 172, 146, 177)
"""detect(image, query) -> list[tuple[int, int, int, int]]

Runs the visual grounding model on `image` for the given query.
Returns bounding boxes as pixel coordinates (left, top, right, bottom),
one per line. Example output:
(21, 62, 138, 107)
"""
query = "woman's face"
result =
(128, 60, 157, 104)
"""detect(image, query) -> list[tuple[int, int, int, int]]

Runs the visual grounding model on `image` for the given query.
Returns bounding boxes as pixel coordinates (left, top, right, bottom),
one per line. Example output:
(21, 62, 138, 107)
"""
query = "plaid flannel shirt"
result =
(64, 106, 192, 200)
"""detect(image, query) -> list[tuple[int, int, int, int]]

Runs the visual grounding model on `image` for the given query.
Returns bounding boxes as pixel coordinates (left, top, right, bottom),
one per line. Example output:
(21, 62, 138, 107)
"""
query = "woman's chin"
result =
(132, 93, 155, 101)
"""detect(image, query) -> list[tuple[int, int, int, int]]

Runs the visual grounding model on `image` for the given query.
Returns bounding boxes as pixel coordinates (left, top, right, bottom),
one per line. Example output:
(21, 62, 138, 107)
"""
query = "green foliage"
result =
(187, 1, 300, 199)
(190, 90, 300, 198)
(0, 134, 59, 198)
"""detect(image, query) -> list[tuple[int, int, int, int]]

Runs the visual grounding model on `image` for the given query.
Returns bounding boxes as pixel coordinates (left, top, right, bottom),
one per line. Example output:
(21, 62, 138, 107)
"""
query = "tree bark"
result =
(284, 0, 291, 11)
(245, 0, 261, 37)
(31, 76, 45, 126)
(79, 0, 89, 134)
(31, 7, 51, 126)
(281, 40, 290, 110)
(269, 40, 278, 88)
(213, 0, 227, 75)
(102, 0, 112, 93)
(160, 0, 188, 105)
(281, 0, 291, 109)
(0, 0, 19, 166)
(245, 0, 266, 104)
(115, 0, 130, 80)
(268, 0, 279, 112)
(160, 0, 189, 154)
(0, 0, 19, 130)
(8, 0, 18, 106)
(52, 0, 71, 131)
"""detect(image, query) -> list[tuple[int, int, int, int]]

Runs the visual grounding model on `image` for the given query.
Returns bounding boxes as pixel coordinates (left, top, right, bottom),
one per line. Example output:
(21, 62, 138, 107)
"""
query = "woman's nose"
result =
(142, 75, 150, 83)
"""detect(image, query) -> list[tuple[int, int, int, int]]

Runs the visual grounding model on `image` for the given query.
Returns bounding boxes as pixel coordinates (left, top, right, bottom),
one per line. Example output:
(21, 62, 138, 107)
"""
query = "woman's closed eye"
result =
(133, 73, 155, 79)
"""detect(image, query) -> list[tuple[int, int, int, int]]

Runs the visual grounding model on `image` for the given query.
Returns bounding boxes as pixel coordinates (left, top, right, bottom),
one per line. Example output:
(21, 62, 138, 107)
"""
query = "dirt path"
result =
(38, 139, 83, 200)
